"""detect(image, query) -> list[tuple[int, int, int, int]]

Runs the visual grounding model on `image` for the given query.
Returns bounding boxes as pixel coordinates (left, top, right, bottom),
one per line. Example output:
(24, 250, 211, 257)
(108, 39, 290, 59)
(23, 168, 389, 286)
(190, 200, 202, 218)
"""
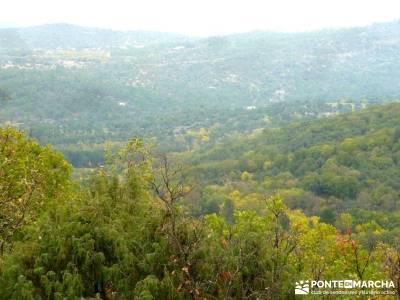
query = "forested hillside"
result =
(0, 127, 399, 298)
(184, 103, 400, 233)
(1, 21, 400, 165)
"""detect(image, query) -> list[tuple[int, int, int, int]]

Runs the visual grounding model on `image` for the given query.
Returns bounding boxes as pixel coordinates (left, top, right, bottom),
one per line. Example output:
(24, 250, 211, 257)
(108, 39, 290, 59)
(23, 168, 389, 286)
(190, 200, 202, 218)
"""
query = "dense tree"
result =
(0, 127, 71, 254)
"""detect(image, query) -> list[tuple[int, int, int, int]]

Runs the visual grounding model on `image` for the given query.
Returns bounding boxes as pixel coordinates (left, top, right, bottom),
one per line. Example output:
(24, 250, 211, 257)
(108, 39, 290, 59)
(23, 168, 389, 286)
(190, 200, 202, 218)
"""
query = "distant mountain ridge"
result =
(0, 23, 189, 49)
(2, 20, 400, 49)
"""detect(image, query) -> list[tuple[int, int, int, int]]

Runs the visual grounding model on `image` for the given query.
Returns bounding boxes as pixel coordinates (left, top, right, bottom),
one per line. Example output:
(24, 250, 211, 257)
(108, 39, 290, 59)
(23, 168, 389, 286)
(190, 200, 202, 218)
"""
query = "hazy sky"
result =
(1, 0, 400, 35)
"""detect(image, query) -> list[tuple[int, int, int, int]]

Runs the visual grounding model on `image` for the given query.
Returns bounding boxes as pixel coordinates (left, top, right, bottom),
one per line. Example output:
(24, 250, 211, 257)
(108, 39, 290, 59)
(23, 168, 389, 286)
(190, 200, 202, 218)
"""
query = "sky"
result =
(1, 0, 400, 36)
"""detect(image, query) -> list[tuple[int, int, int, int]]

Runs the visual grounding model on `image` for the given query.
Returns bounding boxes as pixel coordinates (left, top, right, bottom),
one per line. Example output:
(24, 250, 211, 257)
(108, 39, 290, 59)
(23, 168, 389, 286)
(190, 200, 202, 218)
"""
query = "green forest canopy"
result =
(0, 125, 399, 298)
(184, 103, 400, 227)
